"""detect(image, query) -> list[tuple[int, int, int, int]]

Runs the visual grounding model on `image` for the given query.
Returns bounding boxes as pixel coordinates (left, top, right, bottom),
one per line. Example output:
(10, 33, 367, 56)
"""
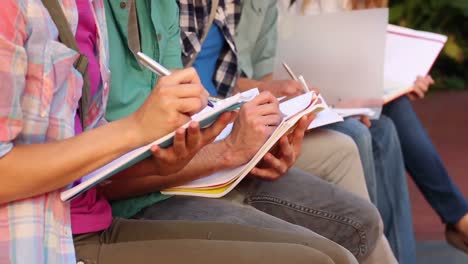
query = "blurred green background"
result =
(389, 0, 467, 90)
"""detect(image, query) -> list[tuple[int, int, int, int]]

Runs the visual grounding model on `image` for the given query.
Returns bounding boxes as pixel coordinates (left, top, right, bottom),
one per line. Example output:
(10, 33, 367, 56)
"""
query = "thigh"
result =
(76, 238, 333, 264)
(296, 128, 370, 200)
(135, 194, 308, 233)
(324, 118, 377, 203)
(74, 219, 355, 264)
(240, 167, 382, 261)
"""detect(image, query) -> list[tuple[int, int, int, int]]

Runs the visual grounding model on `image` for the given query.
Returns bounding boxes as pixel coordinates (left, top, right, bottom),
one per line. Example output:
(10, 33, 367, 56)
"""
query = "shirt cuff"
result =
(0, 142, 14, 158)
(253, 58, 275, 80)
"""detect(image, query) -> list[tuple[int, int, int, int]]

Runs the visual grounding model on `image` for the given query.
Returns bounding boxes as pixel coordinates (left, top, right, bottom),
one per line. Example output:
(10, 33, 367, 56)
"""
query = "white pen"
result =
(298, 75, 310, 93)
(136, 51, 215, 107)
(282, 61, 298, 81)
(137, 52, 172, 76)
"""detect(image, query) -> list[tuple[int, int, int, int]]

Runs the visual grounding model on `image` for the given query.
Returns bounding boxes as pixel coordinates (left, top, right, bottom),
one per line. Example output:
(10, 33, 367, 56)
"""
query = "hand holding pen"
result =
(137, 52, 216, 107)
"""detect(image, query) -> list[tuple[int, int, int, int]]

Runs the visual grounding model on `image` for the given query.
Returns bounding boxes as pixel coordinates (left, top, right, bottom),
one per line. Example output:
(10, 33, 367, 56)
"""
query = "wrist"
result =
(220, 139, 250, 167)
(120, 114, 148, 149)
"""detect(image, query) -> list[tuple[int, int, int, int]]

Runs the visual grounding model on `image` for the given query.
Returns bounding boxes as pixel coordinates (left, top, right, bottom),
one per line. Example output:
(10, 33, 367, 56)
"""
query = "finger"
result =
(186, 122, 201, 149)
(293, 115, 314, 138)
(158, 67, 202, 85)
(150, 144, 171, 162)
(284, 80, 303, 95)
(359, 116, 371, 128)
(252, 91, 278, 106)
(288, 116, 311, 148)
(174, 97, 207, 116)
(427, 75, 435, 84)
(407, 93, 417, 101)
(278, 137, 295, 165)
(260, 113, 283, 127)
(418, 78, 430, 92)
(251, 102, 281, 117)
(173, 127, 187, 154)
(412, 86, 425, 98)
(162, 83, 209, 99)
(150, 144, 161, 157)
(201, 112, 237, 143)
(250, 167, 279, 181)
(263, 152, 289, 175)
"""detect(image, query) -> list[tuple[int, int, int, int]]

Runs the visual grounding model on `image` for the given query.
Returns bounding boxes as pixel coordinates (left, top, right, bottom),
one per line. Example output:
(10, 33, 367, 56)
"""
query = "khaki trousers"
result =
(74, 218, 356, 264)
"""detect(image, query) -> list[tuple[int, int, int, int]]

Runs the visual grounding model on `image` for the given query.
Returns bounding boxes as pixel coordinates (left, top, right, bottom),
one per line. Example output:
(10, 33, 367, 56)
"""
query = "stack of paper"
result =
(162, 92, 342, 198)
(60, 89, 260, 202)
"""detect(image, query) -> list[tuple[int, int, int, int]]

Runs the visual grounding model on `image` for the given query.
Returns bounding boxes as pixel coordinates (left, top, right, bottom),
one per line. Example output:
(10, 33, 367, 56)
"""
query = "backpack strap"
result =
(127, 0, 141, 55)
(41, 0, 91, 128)
(185, 0, 219, 67)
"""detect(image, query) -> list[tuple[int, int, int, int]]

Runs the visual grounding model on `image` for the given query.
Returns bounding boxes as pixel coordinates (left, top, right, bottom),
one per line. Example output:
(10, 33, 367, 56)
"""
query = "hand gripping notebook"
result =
(161, 91, 341, 198)
(60, 89, 259, 202)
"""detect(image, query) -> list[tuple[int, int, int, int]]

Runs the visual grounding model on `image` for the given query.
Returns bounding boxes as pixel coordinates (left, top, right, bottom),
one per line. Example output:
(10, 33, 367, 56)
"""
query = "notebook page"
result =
(384, 25, 447, 102)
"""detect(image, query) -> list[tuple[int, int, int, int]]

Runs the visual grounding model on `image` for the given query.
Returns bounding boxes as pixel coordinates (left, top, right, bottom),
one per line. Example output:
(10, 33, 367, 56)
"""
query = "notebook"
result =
(60, 89, 260, 202)
(274, 8, 388, 110)
(383, 24, 447, 103)
(161, 92, 342, 198)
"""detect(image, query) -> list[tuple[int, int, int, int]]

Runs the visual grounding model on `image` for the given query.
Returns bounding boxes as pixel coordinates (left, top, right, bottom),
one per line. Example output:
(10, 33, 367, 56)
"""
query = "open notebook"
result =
(383, 25, 447, 103)
(60, 89, 259, 202)
(161, 92, 342, 198)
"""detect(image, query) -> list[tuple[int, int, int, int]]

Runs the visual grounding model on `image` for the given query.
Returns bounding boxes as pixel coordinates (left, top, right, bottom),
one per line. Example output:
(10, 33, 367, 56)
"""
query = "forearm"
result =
(260, 73, 273, 82)
(0, 116, 141, 204)
(236, 77, 263, 93)
(101, 140, 247, 200)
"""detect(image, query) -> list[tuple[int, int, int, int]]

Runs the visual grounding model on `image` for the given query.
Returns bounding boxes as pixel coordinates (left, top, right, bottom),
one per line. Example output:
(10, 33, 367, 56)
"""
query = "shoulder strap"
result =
(186, 0, 219, 67)
(41, 0, 90, 128)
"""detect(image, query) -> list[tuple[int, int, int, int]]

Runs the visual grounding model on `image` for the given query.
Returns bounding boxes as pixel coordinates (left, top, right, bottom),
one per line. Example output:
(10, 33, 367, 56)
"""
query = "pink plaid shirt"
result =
(0, 0, 110, 263)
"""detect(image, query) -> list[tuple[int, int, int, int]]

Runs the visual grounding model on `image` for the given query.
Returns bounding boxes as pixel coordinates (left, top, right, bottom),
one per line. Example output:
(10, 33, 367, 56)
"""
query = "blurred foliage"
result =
(389, 0, 467, 90)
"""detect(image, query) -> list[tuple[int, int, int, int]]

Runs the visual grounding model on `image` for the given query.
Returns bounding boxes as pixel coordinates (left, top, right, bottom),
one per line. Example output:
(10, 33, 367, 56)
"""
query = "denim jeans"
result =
(134, 168, 382, 262)
(326, 117, 417, 264)
(383, 96, 468, 224)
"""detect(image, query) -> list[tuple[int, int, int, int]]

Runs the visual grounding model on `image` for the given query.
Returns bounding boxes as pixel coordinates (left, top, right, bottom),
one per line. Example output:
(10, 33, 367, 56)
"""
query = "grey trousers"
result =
(135, 168, 382, 262)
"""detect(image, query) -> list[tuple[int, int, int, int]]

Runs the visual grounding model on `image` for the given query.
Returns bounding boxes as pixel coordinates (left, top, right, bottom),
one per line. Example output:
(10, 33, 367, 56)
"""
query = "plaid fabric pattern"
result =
(0, 0, 109, 263)
(178, 0, 241, 97)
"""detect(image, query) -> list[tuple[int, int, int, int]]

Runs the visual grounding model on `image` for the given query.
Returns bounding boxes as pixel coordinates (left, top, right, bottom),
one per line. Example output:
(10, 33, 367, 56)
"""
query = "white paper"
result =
(383, 25, 447, 102)
(274, 9, 388, 109)
(333, 107, 376, 118)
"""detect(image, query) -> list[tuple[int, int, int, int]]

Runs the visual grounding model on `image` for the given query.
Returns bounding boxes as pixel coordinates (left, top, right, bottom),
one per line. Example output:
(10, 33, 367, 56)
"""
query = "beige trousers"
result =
(74, 218, 356, 264)
(296, 129, 398, 264)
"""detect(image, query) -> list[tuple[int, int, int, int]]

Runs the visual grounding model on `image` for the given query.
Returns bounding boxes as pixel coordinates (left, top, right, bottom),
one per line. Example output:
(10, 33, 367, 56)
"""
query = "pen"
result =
(282, 61, 309, 93)
(136, 52, 214, 107)
(297, 75, 310, 93)
(282, 61, 298, 81)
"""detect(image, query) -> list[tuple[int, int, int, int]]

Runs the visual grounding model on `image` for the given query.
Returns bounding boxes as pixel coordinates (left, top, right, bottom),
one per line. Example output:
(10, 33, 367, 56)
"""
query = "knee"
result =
(337, 193, 383, 261)
(340, 119, 372, 153)
(332, 131, 361, 161)
(371, 115, 401, 148)
(355, 201, 383, 261)
(279, 244, 336, 264)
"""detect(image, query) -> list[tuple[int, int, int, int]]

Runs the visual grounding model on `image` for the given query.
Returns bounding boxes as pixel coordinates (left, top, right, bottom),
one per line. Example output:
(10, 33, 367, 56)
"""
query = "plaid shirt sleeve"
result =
(178, 0, 241, 97)
(0, 0, 28, 158)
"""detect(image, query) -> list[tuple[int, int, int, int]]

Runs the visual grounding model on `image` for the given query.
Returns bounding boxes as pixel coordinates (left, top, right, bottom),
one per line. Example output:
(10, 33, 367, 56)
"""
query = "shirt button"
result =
(120, 1, 127, 9)
(157, 34, 162, 41)
(40, 110, 47, 117)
